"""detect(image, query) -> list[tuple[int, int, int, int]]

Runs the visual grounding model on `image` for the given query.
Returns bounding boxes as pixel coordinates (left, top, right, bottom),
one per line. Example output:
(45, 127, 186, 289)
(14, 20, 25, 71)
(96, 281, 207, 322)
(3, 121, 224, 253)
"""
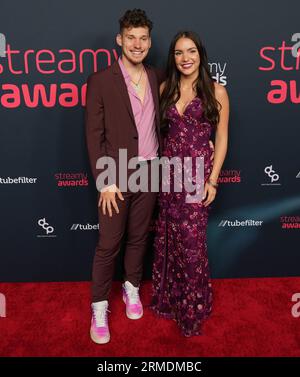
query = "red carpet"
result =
(0, 278, 300, 357)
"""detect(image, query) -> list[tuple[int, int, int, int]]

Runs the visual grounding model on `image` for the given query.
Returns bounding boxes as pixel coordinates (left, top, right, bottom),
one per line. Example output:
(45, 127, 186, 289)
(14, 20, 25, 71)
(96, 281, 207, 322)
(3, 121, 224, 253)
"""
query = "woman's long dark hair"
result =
(160, 31, 221, 131)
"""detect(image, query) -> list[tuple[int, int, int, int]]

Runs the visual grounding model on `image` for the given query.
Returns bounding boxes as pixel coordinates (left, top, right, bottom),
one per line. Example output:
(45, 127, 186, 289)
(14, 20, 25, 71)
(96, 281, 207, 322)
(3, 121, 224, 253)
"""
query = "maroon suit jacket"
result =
(85, 60, 163, 186)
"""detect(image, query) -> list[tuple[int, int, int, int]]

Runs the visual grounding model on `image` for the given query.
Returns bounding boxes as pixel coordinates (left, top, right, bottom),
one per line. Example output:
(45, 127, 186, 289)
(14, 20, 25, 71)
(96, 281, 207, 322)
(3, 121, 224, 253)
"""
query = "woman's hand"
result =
(202, 180, 217, 207)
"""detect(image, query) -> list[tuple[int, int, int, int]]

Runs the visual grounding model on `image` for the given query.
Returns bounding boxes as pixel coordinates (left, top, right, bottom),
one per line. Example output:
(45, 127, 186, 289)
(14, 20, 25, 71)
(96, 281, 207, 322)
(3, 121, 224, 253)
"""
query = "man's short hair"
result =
(119, 9, 153, 34)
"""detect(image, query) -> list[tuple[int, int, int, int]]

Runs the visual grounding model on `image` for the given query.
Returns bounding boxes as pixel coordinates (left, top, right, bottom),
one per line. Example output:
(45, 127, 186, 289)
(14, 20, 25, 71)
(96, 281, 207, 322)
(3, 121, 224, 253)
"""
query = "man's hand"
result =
(98, 184, 124, 217)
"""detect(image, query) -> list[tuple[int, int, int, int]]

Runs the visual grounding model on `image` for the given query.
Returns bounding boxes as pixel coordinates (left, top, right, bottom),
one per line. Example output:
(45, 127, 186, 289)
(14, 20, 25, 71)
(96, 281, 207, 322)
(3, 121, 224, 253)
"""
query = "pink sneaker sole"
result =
(122, 294, 143, 320)
(90, 328, 110, 344)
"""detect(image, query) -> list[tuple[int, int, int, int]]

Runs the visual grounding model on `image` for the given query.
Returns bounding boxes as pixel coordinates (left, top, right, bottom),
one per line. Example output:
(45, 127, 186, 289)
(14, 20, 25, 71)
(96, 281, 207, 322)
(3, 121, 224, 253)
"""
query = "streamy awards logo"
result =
(0, 32, 118, 108)
(259, 33, 300, 104)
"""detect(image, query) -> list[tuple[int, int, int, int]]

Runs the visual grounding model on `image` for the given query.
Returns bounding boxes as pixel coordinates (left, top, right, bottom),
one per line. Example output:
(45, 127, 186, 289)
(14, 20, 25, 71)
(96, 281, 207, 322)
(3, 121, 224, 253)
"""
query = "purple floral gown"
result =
(150, 97, 213, 337)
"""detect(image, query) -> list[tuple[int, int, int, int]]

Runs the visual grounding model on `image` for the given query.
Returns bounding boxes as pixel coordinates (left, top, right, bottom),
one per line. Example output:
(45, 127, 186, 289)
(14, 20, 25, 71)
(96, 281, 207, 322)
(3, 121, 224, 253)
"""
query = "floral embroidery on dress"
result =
(150, 97, 213, 337)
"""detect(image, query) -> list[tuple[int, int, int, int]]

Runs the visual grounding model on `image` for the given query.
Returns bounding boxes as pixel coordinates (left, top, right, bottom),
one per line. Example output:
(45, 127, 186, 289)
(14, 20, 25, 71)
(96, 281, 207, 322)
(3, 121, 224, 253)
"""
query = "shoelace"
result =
(126, 286, 140, 305)
(93, 308, 111, 327)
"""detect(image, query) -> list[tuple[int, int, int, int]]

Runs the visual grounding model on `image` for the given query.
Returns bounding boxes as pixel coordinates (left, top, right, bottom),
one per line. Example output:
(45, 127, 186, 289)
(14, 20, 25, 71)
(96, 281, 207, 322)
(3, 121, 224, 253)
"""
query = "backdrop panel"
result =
(0, 0, 299, 282)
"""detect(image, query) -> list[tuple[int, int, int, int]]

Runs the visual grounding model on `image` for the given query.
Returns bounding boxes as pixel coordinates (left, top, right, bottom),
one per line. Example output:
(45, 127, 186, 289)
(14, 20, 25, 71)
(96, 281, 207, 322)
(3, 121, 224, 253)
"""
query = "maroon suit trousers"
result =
(91, 162, 158, 302)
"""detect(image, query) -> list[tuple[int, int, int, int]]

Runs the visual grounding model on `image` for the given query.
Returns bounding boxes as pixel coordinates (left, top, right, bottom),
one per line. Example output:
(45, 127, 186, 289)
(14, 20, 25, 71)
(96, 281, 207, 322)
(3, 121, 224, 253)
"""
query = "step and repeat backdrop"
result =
(0, 0, 299, 282)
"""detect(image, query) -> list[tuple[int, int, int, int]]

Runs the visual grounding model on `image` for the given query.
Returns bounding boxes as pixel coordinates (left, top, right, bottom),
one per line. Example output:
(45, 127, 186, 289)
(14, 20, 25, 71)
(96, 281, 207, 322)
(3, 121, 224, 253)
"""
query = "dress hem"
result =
(149, 304, 211, 337)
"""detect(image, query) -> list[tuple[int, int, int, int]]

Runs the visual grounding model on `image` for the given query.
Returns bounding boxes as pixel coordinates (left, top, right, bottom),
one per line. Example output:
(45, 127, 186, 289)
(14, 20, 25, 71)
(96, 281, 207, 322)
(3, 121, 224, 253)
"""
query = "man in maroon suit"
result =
(85, 9, 162, 344)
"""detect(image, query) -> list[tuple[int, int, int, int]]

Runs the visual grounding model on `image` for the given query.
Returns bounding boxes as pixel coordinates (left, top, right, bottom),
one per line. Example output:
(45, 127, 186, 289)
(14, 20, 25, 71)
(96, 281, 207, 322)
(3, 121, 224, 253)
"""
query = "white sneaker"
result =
(122, 281, 143, 320)
(90, 300, 110, 344)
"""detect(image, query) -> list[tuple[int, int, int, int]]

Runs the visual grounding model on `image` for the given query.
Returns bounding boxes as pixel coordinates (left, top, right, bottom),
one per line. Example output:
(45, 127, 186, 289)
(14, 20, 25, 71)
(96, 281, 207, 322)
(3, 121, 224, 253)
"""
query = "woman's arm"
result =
(202, 82, 229, 206)
(209, 82, 230, 184)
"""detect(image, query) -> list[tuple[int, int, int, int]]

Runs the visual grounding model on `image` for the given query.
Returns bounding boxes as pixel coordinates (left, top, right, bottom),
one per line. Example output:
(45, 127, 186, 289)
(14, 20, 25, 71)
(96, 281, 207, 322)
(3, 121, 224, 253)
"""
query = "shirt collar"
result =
(118, 57, 131, 83)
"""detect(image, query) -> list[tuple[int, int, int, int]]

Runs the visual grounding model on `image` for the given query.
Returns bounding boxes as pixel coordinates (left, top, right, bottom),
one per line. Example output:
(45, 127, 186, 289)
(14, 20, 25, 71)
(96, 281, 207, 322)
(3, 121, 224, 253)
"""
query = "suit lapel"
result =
(112, 61, 136, 129)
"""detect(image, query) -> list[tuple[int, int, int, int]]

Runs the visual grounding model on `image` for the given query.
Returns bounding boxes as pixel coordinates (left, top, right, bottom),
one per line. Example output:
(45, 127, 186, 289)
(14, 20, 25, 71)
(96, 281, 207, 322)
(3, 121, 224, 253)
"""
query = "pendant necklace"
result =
(130, 67, 144, 92)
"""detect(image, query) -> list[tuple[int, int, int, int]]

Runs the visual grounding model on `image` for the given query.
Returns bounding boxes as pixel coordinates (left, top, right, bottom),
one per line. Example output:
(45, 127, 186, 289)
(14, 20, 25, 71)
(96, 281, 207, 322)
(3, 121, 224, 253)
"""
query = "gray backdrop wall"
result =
(0, 0, 299, 282)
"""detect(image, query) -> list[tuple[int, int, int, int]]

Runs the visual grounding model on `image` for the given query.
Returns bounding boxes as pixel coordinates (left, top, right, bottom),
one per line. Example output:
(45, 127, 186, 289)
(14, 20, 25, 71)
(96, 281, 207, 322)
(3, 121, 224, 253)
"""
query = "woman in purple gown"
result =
(150, 31, 229, 336)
